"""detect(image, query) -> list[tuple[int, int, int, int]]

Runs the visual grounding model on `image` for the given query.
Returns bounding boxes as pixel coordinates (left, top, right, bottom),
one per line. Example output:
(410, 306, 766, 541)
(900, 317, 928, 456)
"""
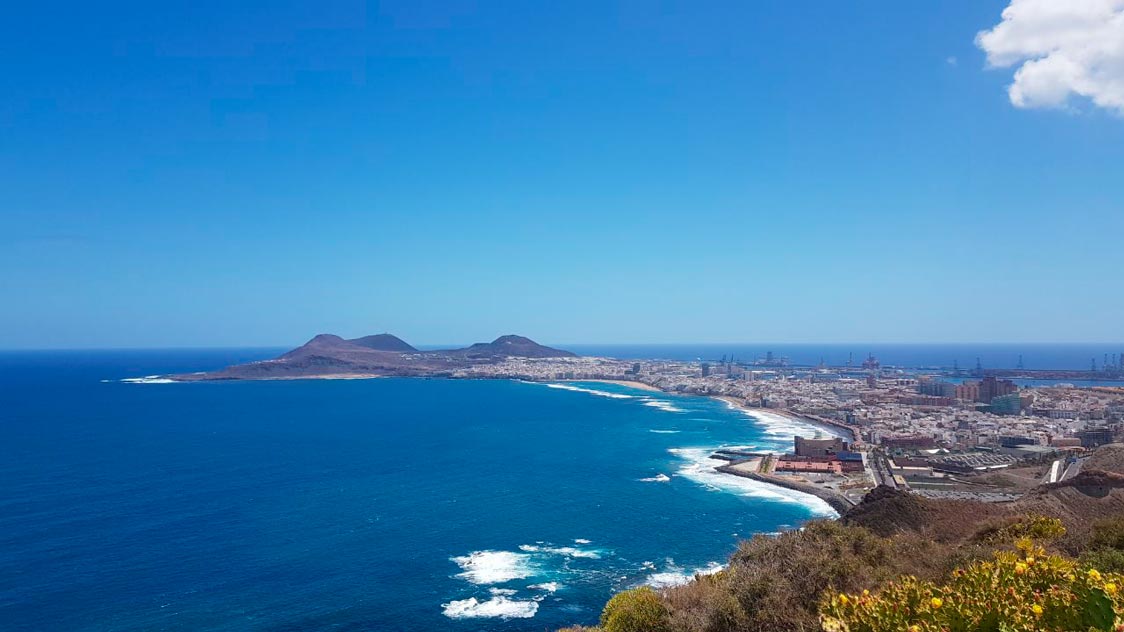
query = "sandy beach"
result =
(712, 395, 855, 441)
(712, 396, 801, 422)
(576, 379, 664, 393)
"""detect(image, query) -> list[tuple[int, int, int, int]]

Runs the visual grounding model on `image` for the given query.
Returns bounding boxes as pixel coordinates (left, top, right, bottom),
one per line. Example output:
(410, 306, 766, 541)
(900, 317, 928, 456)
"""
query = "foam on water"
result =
(442, 595, 539, 620)
(519, 544, 601, 559)
(639, 473, 671, 483)
(644, 560, 725, 588)
(724, 402, 842, 442)
(640, 398, 685, 413)
(668, 447, 837, 517)
(445, 542, 609, 619)
(120, 375, 177, 384)
(542, 383, 634, 399)
(451, 550, 536, 584)
(649, 429, 681, 434)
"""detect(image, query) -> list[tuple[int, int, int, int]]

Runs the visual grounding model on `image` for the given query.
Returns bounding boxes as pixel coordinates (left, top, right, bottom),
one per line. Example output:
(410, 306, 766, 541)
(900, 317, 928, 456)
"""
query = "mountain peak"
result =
(348, 333, 418, 353)
(491, 334, 534, 345)
(454, 334, 575, 358)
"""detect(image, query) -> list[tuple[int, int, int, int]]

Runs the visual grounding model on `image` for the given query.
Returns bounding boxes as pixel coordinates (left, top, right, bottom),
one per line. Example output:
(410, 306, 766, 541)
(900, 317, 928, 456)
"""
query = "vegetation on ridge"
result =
(561, 447, 1124, 632)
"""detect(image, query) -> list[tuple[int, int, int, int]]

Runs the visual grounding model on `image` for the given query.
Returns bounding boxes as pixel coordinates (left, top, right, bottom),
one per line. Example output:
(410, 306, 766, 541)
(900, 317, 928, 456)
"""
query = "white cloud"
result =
(976, 0, 1124, 115)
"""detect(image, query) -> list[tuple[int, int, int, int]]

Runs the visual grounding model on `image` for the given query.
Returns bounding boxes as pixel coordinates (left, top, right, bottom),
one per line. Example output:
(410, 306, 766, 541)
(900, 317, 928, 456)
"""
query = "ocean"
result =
(0, 350, 840, 631)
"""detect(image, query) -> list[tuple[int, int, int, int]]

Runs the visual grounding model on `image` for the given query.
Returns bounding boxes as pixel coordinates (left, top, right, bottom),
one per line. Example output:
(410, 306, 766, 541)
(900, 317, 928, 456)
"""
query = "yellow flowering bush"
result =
(821, 538, 1124, 631)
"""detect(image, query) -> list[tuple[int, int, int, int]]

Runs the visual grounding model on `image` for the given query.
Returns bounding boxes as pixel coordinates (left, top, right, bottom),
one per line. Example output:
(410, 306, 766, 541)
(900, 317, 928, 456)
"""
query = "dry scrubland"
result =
(563, 445, 1124, 632)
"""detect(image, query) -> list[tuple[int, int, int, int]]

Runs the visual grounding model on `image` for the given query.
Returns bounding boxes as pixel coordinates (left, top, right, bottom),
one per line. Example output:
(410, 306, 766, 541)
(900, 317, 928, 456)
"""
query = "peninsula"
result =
(168, 333, 575, 381)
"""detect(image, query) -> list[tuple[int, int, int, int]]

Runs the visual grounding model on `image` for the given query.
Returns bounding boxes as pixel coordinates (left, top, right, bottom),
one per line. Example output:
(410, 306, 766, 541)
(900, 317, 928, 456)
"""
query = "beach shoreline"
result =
(711, 395, 856, 442)
(550, 381, 857, 513)
(716, 463, 854, 513)
(573, 379, 664, 393)
(584, 387, 855, 516)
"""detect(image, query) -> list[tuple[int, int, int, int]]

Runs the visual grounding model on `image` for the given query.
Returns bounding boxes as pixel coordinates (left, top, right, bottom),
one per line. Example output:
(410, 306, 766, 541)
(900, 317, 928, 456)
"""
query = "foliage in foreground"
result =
(563, 514, 1124, 632)
(599, 586, 671, 632)
(821, 537, 1124, 631)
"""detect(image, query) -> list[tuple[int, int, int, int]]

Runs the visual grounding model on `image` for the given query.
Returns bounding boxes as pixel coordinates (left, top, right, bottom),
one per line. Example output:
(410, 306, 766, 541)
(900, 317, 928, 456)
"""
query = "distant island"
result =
(169, 333, 576, 381)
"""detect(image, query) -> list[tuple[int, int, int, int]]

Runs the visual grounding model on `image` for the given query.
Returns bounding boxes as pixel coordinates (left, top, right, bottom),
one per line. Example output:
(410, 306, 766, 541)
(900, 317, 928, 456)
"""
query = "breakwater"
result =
(716, 464, 855, 514)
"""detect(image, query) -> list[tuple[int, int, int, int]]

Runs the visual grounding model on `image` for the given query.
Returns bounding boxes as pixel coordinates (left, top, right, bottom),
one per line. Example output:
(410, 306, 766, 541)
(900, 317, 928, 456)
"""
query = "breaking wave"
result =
(668, 447, 836, 517)
(518, 544, 601, 559)
(640, 398, 685, 413)
(644, 560, 725, 588)
(121, 375, 176, 384)
(442, 592, 539, 620)
(542, 383, 634, 399)
(723, 401, 842, 442)
(639, 473, 671, 483)
(451, 550, 536, 585)
(445, 542, 605, 619)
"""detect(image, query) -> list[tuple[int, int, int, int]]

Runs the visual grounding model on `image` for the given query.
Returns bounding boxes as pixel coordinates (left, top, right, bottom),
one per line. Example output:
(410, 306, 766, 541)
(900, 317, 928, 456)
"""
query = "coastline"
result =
(574, 379, 664, 393)
(545, 379, 852, 518)
(159, 373, 388, 383)
(702, 395, 856, 514)
(711, 395, 856, 442)
(716, 462, 855, 513)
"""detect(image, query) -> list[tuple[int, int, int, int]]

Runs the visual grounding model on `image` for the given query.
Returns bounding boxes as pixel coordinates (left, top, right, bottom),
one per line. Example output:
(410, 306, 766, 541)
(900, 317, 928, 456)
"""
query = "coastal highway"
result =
(1043, 457, 1084, 484)
(1061, 457, 1084, 482)
(867, 451, 899, 490)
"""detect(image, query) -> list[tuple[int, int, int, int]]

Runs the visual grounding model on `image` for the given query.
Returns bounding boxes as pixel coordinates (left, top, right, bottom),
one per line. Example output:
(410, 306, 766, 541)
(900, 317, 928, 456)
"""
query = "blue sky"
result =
(2, 1, 1123, 348)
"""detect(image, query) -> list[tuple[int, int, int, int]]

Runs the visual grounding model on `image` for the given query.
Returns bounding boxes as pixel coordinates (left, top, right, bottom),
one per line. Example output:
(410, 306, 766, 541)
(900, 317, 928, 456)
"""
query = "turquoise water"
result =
(0, 351, 836, 631)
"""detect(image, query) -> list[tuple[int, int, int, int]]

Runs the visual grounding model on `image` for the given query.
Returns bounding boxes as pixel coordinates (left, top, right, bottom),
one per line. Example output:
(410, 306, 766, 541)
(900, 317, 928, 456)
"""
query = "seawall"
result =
(716, 465, 855, 514)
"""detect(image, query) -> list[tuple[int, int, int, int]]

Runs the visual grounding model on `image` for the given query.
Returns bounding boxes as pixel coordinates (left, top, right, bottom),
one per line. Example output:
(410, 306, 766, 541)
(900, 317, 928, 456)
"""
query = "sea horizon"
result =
(5, 341, 1124, 372)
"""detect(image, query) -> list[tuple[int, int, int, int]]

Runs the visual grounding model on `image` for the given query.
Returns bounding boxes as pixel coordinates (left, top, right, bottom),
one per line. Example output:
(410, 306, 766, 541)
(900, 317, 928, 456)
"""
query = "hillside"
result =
(347, 333, 418, 352)
(840, 485, 1008, 543)
(169, 333, 575, 380)
(447, 334, 577, 359)
(1085, 443, 1124, 472)
(563, 444, 1124, 632)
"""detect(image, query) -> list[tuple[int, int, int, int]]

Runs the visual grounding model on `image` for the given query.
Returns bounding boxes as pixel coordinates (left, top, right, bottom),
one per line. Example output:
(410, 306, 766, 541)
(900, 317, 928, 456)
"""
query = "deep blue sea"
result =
(0, 350, 841, 632)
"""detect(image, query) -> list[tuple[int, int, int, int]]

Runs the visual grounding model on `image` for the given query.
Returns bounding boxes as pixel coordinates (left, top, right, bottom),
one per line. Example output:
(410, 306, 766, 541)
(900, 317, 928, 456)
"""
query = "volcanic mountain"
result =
(348, 333, 418, 352)
(171, 333, 575, 380)
(446, 334, 577, 359)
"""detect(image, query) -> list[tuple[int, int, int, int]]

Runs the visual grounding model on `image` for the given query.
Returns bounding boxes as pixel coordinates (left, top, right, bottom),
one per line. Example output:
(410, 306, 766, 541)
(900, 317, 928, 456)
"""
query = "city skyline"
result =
(3, 0, 1124, 348)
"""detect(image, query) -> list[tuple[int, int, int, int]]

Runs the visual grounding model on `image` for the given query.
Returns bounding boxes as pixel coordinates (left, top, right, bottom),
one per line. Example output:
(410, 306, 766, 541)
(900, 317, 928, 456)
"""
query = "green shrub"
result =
(719, 520, 947, 631)
(973, 515, 1066, 545)
(1091, 517, 1124, 551)
(663, 572, 746, 632)
(1082, 548, 1124, 574)
(600, 587, 671, 632)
